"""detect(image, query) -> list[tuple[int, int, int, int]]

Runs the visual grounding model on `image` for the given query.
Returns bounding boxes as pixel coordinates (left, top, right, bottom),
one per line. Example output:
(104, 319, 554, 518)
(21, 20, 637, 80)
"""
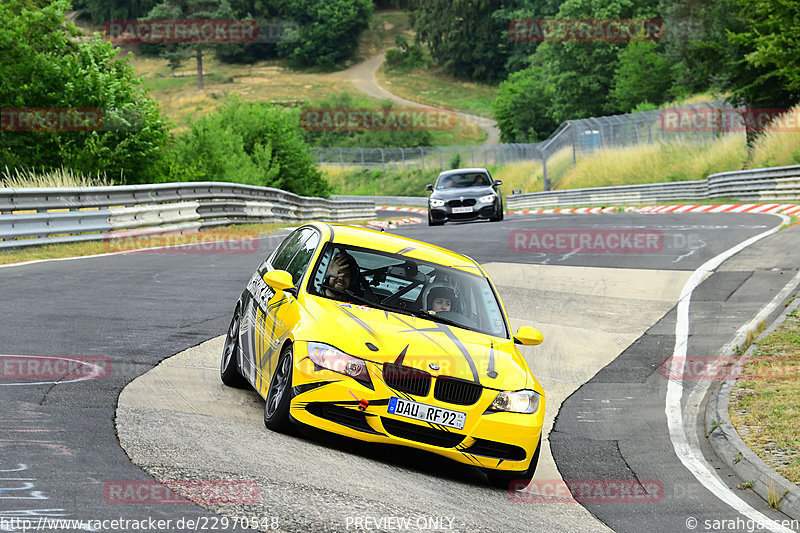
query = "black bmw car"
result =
(425, 168, 504, 226)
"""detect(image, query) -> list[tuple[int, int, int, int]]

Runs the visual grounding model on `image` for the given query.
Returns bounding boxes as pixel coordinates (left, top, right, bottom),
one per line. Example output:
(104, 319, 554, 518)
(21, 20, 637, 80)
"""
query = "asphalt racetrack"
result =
(2, 211, 799, 532)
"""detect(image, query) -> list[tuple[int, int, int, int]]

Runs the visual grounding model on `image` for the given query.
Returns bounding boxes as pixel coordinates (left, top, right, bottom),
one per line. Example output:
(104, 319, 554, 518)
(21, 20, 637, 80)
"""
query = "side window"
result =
(285, 232, 321, 286)
(271, 230, 307, 271)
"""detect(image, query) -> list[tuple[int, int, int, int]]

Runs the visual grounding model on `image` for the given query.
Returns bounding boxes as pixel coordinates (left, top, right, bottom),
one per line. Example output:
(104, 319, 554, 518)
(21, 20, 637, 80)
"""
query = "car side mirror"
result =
(493, 179, 503, 187)
(425, 184, 434, 192)
(514, 326, 543, 346)
(263, 270, 294, 292)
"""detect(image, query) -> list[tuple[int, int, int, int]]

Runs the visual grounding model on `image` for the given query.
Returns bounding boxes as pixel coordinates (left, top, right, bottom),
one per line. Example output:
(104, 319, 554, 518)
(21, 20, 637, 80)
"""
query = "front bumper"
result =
(429, 202, 498, 222)
(288, 341, 544, 473)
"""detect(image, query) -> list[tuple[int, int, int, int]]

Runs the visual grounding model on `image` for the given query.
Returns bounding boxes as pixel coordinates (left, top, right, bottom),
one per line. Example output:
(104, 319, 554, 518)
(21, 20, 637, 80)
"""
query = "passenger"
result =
(427, 286, 456, 315)
(439, 176, 454, 189)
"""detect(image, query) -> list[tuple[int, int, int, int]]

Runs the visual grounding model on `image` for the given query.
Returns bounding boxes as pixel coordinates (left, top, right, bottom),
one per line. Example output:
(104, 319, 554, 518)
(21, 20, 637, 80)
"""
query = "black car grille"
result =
(305, 403, 375, 433)
(381, 417, 465, 448)
(447, 198, 477, 207)
(434, 377, 483, 406)
(462, 438, 526, 461)
(382, 363, 431, 397)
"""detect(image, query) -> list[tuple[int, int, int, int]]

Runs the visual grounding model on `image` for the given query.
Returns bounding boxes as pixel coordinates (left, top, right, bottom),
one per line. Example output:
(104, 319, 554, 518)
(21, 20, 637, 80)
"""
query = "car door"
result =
(248, 227, 321, 397)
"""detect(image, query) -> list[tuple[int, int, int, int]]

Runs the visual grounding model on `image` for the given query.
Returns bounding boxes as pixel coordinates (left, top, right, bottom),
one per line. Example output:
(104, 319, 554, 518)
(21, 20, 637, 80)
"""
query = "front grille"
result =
(463, 439, 526, 461)
(306, 403, 375, 433)
(383, 363, 431, 397)
(381, 417, 465, 448)
(447, 199, 477, 208)
(434, 377, 482, 406)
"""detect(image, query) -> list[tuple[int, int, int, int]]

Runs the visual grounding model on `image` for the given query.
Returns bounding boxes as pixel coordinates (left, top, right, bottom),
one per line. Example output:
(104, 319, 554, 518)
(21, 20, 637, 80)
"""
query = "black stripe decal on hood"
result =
(487, 342, 498, 379)
(337, 305, 380, 342)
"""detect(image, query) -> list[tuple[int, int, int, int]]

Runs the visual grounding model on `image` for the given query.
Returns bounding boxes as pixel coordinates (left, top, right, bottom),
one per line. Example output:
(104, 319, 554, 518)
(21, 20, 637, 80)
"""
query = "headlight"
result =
(307, 342, 370, 382)
(430, 199, 445, 207)
(490, 390, 540, 414)
(478, 194, 495, 204)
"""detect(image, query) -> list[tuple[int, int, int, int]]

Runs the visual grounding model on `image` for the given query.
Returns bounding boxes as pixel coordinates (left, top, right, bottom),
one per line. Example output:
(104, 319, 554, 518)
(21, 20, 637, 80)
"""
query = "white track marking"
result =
(665, 213, 795, 532)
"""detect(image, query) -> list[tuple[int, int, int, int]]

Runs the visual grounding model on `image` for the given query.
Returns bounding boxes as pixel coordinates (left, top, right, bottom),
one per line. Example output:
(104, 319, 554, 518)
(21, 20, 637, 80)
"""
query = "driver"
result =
(427, 286, 456, 315)
(324, 252, 358, 298)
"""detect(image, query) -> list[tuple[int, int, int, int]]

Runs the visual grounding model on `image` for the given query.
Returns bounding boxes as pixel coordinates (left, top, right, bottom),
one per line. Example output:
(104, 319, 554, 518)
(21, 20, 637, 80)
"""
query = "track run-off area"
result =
(2, 210, 800, 532)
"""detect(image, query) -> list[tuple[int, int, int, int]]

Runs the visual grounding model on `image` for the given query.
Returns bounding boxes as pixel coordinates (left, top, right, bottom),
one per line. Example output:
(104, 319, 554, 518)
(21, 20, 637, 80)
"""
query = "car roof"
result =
(437, 168, 490, 178)
(306, 222, 485, 275)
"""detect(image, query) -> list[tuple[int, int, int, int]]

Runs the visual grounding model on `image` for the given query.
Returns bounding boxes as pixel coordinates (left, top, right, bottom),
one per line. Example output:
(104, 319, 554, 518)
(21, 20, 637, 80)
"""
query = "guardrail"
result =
(0, 182, 375, 250)
(330, 195, 429, 207)
(506, 165, 800, 210)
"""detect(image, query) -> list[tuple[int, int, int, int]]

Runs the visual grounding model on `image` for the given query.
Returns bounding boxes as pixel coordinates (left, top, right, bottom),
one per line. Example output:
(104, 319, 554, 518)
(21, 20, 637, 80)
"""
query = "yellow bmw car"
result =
(220, 222, 545, 487)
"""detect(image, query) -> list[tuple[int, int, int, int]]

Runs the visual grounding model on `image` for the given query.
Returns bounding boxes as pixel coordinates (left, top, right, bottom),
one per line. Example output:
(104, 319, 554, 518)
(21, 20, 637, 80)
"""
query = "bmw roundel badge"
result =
(429, 363, 440, 371)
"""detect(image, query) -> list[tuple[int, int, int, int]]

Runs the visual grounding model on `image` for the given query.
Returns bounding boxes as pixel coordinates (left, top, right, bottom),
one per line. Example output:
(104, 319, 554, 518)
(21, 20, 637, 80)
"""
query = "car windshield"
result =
(309, 244, 508, 338)
(436, 173, 491, 190)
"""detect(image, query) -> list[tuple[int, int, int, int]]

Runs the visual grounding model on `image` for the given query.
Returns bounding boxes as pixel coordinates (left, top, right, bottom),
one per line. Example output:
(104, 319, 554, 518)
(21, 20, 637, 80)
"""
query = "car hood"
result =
(295, 295, 531, 391)
(430, 186, 496, 201)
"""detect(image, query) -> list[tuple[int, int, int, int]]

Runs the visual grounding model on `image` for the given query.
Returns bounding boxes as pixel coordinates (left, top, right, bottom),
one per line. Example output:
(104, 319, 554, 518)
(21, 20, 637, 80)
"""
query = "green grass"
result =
(377, 65, 498, 118)
(730, 311, 800, 485)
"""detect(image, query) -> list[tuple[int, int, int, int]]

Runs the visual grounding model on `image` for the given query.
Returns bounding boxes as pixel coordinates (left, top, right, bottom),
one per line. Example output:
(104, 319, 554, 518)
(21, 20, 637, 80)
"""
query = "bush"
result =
(385, 35, 428, 71)
(301, 93, 433, 148)
(278, 0, 373, 68)
(0, 0, 169, 183)
(167, 98, 330, 197)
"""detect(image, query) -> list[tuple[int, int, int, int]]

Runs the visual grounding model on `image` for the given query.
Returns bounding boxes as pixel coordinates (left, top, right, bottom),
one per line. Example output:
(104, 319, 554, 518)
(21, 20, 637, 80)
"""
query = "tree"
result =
(493, 64, 558, 142)
(143, 0, 236, 90)
(610, 42, 672, 112)
(167, 98, 330, 197)
(0, 0, 169, 182)
(411, 0, 509, 82)
(739, 0, 800, 92)
(278, 0, 372, 68)
(71, 0, 162, 25)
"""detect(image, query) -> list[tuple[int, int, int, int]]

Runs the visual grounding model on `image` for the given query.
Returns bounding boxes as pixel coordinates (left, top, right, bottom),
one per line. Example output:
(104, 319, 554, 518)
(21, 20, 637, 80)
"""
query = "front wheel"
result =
(264, 344, 295, 433)
(428, 212, 444, 226)
(486, 435, 541, 489)
(220, 308, 249, 388)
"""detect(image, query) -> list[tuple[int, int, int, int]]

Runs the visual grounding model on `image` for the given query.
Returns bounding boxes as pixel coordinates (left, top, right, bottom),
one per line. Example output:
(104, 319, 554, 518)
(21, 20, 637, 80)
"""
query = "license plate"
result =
(452, 206, 473, 214)
(387, 397, 466, 430)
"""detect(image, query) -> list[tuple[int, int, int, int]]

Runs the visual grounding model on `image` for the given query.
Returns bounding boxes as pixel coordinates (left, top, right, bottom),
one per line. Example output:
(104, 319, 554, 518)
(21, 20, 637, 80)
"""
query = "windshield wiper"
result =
(406, 308, 464, 330)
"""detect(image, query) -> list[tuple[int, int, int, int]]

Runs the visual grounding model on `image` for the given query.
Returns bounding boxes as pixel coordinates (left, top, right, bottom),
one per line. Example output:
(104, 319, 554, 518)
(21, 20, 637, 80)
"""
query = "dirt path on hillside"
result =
(338, 52, 500, 146)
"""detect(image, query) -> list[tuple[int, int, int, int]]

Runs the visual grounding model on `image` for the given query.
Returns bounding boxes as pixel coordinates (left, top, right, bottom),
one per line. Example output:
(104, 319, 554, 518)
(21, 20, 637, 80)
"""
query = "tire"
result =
(428, 212, 444, 226)
(220, 308, 249, 388)
(263, 344, 295, 433)
(486, 435, 541, 489)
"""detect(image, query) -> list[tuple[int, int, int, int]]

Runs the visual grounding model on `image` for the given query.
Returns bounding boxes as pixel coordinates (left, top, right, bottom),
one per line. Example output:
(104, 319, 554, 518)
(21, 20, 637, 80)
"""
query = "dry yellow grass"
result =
(492, 160, 543, 195)
(750, 105, 800, 168)
(555, 134, 747, 190)
(129, 55, 363, 132)
(1, 167, 114, 188)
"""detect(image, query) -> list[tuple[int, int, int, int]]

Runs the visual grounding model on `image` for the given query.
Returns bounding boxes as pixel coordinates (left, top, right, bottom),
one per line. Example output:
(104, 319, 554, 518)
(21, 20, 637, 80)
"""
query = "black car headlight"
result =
(489, 390, 540, 414)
